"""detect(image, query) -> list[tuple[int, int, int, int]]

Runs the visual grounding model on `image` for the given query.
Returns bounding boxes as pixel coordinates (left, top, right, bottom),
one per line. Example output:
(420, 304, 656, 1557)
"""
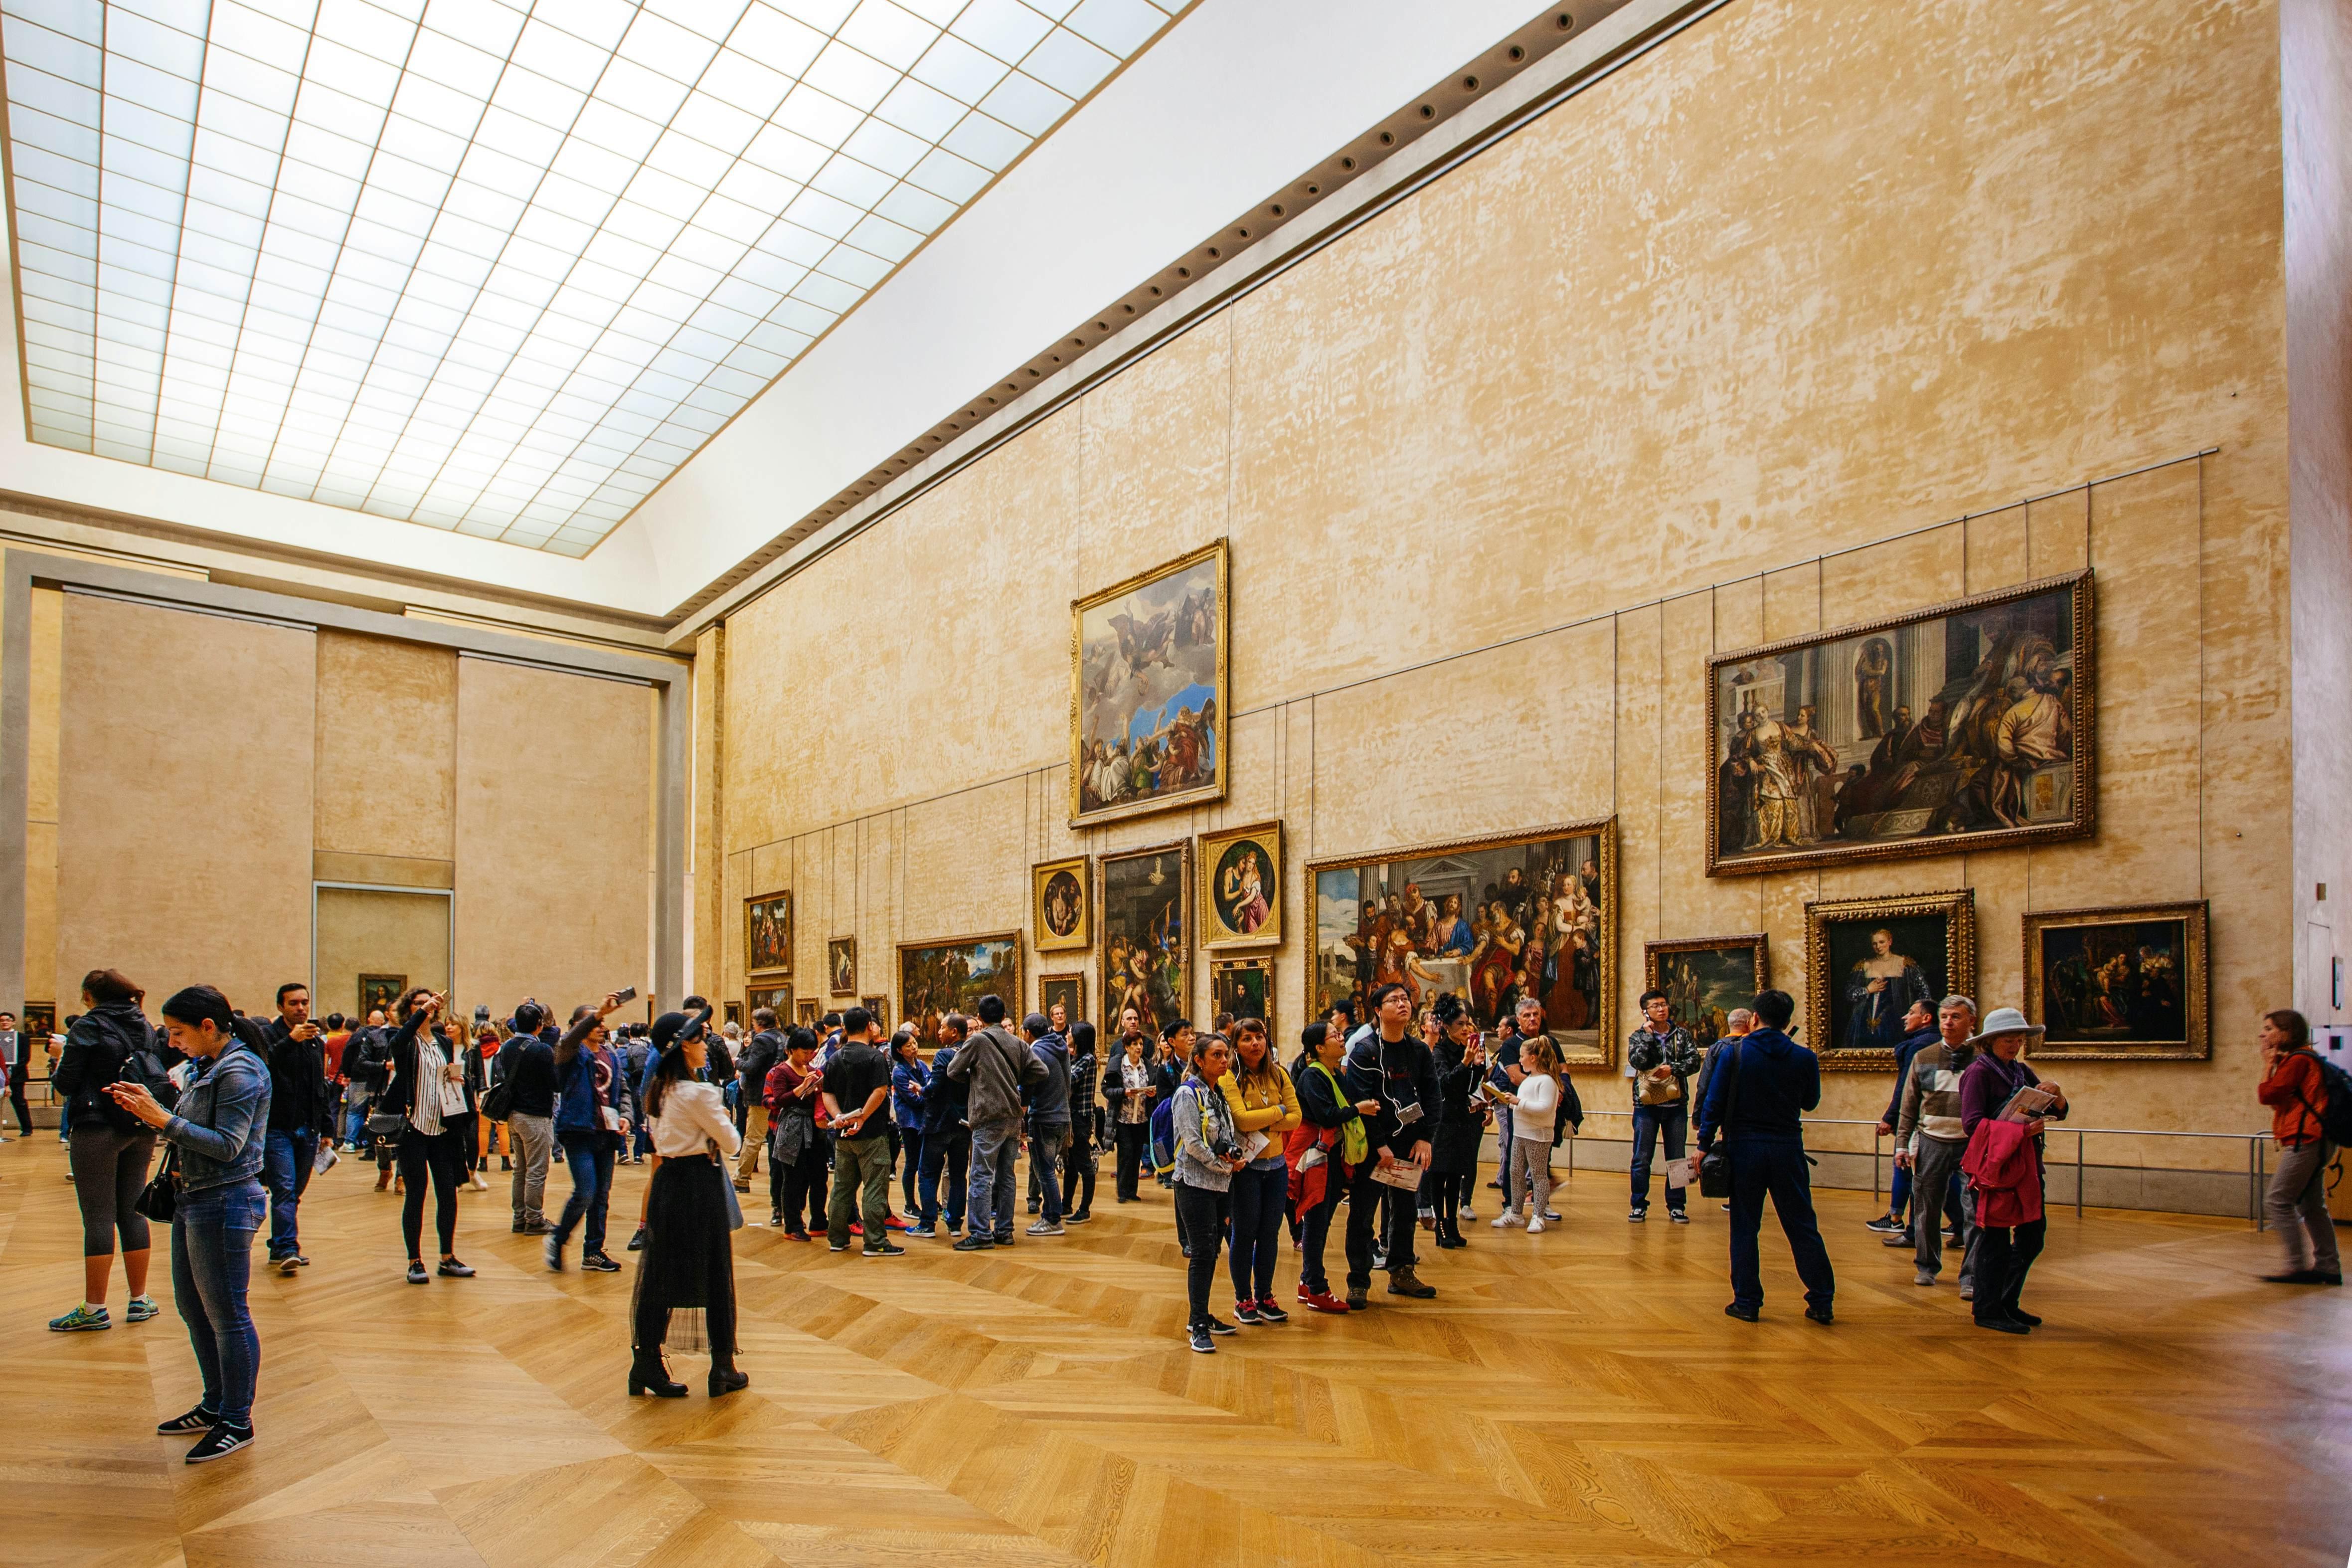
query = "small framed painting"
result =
(747, 981, 793, 1026)
(746, 890, 793, 975)
(2022, 901, 2208, 1060)
(1032, 855, 1091, 953)
(794, 998, 821, 1028)
(1642, 935, 1769, 1050)
(358, 973, 406, 1020)
(1803, 888, 1976, 1071)
(1210, 955, 1274, 1039)
(1199, 819, 1283, 949)
(828, 936, 856, 995)
(861, 996, 889, 1030)
(1040, 973, 1086, 1029)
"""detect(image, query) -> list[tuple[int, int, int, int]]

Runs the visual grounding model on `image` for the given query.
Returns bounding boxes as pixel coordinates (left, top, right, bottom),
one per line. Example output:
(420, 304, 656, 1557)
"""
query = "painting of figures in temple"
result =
(1643, 935, 1769, 1049)
(2023, 902, 2209, 1060)
(1707, 572, 2093, 875)
(897, 933, 1021, 1046)
(1310, 820, 1616, 1067)
(745, 890, 792, 974)
(1100, 841, 1191, 1035)
(1070, 540, 1227, 826)
(1804, 888, 1976, 1070)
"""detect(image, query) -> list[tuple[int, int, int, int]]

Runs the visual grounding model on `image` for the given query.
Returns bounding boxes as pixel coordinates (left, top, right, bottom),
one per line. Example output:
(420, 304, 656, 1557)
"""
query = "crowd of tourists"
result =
(13, 957, 2339, 1464)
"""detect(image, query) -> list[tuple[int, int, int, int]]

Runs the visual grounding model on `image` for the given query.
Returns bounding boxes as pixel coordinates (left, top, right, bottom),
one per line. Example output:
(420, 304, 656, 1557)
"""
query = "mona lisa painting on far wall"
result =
(1804, 888, 1976, 1070)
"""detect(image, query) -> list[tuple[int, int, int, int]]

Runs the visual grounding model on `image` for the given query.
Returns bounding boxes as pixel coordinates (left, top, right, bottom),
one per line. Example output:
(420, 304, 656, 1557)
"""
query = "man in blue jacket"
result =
(914, 1016, 971, 1237)
(1695, 989, 1836, 1324)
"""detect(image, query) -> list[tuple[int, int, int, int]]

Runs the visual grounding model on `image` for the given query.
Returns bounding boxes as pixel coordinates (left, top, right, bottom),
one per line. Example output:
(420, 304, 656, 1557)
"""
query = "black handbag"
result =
(1697, 1042, 1743, 1200)
(135, 1145, 180, 1223)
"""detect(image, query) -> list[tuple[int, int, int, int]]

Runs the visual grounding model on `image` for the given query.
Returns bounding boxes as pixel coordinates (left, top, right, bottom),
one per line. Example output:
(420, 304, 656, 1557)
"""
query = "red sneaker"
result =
(1300, 1289, 1349, 1314)
(849, 1223, 863, 1237)
(883, 1214, 908, 1231)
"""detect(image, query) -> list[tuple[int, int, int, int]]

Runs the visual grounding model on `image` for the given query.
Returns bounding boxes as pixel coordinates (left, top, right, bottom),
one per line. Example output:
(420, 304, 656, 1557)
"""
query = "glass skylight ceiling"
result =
(2, 0, 1178, 555)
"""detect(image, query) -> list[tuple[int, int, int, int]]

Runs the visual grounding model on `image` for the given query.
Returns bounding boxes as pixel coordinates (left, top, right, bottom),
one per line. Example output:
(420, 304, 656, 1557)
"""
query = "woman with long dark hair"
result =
(49, 968, 165, 1333)
(764, 1027, 826, 1238)
(632, 1002, 746, 1397)
(889, 1030, 929, 1218)
(1218, 1017, 1299, 1324)
(1427, 994, 1489, 1249)
(103, 985, 270, 1463)
(379, 989, 474, 1285)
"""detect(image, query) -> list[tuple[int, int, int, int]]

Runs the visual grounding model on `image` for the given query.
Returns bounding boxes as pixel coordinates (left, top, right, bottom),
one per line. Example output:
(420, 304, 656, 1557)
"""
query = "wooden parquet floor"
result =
(3, 1133, 2347, 1568)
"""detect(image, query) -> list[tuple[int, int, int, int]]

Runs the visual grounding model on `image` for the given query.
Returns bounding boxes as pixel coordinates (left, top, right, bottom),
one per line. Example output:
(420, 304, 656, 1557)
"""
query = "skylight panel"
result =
(4, 0, 1182, 549)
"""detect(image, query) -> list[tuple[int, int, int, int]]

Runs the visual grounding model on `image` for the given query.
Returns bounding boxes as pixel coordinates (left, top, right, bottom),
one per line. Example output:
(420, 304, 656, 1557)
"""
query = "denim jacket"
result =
(165, 1040, 272, 1193)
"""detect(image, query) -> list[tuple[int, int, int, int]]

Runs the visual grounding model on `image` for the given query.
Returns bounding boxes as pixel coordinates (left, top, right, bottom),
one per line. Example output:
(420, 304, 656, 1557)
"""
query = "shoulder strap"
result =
(1723, 1041, 1745, 1127)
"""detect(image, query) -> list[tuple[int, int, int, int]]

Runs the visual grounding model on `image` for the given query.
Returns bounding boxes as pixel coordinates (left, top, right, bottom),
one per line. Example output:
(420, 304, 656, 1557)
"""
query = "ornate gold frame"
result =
(744, 888, 793, 976)
(1031, 854, 1092, 953)
(1706, 570, 2095, 877)
(861, 996, 888, 1029)
(2021, 900, 2209, 1060)
(1304, 816, 1618, 1069)
(1068, 538, 1230, 828)
(1643, 933, 1770, 1023)
(1198, 819, 1284, 950)
(827, 936, 856, 995)
(895, 931, 1024, 1039)
(746, 981, 793, 1026)
(1803, 888, 1976, 1071)
(1039, 972, 1086, 1026)
(1098, 838, 1193, 1034)
(1210, 954, 1276, 1040)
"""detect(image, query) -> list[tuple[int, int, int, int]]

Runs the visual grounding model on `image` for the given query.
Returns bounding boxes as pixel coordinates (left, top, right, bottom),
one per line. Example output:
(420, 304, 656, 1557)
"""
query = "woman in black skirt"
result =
(630, 1003, 745, 1397)
(1426, 994, 1490, 1250)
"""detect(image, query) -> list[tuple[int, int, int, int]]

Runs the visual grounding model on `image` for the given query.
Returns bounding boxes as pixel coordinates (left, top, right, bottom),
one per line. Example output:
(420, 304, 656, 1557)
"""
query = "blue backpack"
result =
(1149, 1094, 1176, 1170)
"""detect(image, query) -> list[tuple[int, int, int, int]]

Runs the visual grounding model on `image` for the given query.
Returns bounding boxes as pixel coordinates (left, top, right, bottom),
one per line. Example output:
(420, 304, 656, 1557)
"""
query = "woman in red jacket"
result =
(2255, 1010, 2342, 1285)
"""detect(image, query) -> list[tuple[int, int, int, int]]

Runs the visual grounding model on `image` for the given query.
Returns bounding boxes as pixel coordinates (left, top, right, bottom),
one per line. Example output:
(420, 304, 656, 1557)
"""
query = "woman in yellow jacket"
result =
(1220, 1017, 1303, 1323)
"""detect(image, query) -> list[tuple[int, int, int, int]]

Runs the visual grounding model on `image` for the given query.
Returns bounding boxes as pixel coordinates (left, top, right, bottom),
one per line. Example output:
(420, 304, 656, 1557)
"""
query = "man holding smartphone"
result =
(1341, 982, 1441, 1307)
(262, 983, 332, 1274)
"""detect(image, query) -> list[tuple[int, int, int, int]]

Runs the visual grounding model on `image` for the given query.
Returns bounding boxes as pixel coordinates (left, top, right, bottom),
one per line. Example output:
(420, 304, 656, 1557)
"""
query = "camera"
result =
(1209, 1134, 1242, 1161)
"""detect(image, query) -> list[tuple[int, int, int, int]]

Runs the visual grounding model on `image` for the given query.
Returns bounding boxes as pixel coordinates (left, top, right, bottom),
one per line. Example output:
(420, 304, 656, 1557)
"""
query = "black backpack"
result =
(2298, 1052, 2352, 1148)
(106, 1032, 179, 1132)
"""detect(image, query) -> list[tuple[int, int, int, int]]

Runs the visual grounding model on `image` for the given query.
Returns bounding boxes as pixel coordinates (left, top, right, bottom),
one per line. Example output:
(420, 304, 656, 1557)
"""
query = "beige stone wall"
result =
(313, 630, 457, 869)
(453, 657, 656, 1023)
(708, 0, 2294, 1171)
(56, 594, 318, 1014)
(314, 885, 450, 1024)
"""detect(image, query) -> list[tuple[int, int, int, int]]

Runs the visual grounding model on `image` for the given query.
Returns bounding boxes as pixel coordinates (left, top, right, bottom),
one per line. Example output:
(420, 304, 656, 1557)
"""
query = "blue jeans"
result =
(1631, 1103, 1688, 1215)
(967, 1119, 1021, 1240)
(342, 1103, 368, 1148)
(173, 1179, 265, 1427)
(1028, 1121, 1066, 1223)
(1725, 1138, 1836, 1312)
(919, 1127, 968, 1228)
(554, 1135, 614, 1255)
(262, 1126, 316, 1261)
(898, 1127, 925, 1213)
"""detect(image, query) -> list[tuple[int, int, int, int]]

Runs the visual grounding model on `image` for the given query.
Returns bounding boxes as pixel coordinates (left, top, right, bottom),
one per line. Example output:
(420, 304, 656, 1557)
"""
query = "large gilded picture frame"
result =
(1643, 934, 1769, 1051)
(746, 981, 792, 1026)
(745, 889, 792, 975)
(1100, 839, 1192, 1035)
(1707, 571, 2094, 877)
(1804, 888, 1977, 1071)
(1210, 955, 1274, 1039)
(1069, 539, 1228, 828)
(1198, 819, 1283, 950)
(897, 932, 1022, 1048)
(1031, 855, 1091, 954)
(1308, 818, 1618, 1069)
(2022, 900, 2209, 1060)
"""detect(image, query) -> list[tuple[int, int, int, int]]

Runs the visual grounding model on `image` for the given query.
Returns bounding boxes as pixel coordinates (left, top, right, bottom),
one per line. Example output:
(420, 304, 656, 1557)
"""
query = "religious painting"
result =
(828, 937, 856, 995)
(2023, 901, 2209, 1060)
(794, 998, 821, 1028)
(21, 1001, 55, 1042)
(1040, 974, 1085, 1029)
(1032, 855, 1091, 953)
(745, 890, 793, 974)
(1309, 819, 1618, 1068)
(898, 933, 1021, 1047)
(1707, 571, 2094, 876)
(1210, 956, 1273, 1039)
(358, 973, 406, 1020)
(1804, 889, 1976, 1071)
(1643, 935, 1770, 1051)
(1100, 840, 1191, 1035)
(861, 996, 889, 1030)
(1070, 539, 1227, 827)
(1199, 820, 1283, 949)
(722, 1002, 743, 1028)
(747, 982, 793, 1026)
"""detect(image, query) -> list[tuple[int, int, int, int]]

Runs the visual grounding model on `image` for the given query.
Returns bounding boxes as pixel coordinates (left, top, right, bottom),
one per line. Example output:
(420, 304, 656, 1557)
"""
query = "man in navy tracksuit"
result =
(1695, 989, 1836, 1324)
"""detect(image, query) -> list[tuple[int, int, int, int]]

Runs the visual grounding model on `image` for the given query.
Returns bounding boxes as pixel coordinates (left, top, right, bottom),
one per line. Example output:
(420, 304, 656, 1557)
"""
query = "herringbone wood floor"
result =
(3, 1132, 2346, 1568)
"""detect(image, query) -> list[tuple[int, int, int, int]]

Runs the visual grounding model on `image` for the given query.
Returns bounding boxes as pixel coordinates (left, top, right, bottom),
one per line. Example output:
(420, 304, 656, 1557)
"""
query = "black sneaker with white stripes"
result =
(156, 1404, 217, 1435)
(183, 1422, 255, 1464)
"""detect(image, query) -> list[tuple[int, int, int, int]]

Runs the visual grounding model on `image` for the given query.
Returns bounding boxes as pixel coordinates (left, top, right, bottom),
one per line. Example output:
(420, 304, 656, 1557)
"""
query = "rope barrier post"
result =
(2076, 1129, 2084, 1219)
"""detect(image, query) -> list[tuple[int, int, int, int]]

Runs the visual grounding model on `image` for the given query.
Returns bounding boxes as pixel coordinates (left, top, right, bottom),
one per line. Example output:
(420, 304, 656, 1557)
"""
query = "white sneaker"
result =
(1525, 1218, 1545, 1234)
(1491, 1212, 1522, 1228)
(1461, 1205, 1477, 1221)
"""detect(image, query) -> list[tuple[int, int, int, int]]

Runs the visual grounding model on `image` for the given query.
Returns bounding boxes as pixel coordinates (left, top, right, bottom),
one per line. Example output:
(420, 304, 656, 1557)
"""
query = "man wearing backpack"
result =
(2255, 1008, 2343, 1285)
(734, 1009, 782, 1192)
(261, 983, 333, 1276)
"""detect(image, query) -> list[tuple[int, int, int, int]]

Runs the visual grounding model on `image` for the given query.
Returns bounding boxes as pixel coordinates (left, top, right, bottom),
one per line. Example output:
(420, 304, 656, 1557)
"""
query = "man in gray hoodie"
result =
(946, 995, 1046, 1250)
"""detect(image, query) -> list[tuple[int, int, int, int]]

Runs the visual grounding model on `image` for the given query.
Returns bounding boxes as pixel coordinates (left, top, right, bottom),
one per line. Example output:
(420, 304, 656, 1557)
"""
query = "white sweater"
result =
(649, 1080, 743, 1159)
(1512, 1073, 1560, 1142)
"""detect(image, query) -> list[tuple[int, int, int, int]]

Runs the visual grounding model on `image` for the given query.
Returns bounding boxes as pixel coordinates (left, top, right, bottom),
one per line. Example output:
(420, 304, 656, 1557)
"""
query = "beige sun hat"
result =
(1965, 1006, 2045, 1048)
